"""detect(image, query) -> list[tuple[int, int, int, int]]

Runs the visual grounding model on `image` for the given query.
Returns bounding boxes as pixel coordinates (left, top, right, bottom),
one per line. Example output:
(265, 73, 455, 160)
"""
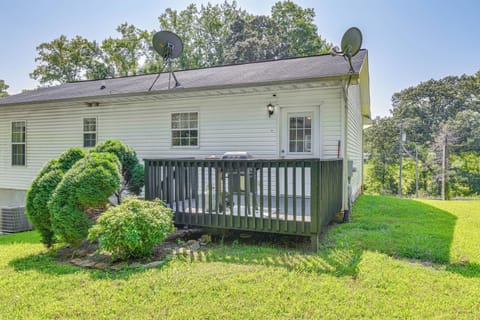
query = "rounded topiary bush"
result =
(88, 198, 174, 259)
(49, 152, 121, 246)
(25, 147, 86, 247)
(92, 140, 144, 203)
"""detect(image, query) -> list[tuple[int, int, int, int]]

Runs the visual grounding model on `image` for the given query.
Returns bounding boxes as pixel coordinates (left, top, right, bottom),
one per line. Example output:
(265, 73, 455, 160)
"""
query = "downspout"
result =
(342, 76, 354, 222)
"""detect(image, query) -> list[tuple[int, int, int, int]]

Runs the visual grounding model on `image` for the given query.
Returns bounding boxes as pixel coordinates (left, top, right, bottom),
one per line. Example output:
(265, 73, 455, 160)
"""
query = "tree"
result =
(151, 1, 330, 70)
(25, 148, 86, 247)
(269, 1, 330, 59)
(101, 23, 150, 77)
(92, 140, 144, 204)
(30, 35, 102, 85)
(49, 152, 121, 246)
(0, 79, 9, 97)
(364, 116, 399, 194)
(365, 70, 480, 198)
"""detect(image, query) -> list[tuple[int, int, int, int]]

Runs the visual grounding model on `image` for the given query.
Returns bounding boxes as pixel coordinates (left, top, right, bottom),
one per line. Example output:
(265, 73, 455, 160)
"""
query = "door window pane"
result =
(288, 115, 312, 153)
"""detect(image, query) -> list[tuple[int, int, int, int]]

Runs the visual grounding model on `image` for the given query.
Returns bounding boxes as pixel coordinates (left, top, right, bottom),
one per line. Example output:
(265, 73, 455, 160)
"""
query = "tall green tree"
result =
(101, 23, 150, 77)
(269, 1, 330, 59)
(0, 79, 8, 97)
(364, 116, 400, 194)
(30, 35, 101, 84)
(365, 71, 480, 197)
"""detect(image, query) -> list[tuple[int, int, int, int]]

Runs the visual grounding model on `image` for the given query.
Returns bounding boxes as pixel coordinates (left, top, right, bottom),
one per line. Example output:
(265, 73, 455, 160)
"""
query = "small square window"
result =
(171, 112, 198, 147)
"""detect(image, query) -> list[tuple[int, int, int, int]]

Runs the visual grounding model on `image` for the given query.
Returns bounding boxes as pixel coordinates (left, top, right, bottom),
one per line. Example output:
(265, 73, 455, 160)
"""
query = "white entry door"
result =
(280, 107, 319, 159)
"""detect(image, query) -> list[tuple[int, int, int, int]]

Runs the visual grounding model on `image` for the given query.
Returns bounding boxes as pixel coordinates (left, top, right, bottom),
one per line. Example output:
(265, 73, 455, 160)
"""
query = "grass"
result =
(1, 195, 480, 319)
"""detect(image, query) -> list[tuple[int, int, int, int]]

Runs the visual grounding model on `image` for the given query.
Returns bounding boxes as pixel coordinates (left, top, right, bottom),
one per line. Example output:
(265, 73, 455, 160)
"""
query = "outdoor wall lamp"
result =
(266, 103, 275, 117)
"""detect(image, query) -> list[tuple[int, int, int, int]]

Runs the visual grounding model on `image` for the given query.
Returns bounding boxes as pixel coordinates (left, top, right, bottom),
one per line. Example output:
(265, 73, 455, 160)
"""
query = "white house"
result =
(0, 51, 370, 237)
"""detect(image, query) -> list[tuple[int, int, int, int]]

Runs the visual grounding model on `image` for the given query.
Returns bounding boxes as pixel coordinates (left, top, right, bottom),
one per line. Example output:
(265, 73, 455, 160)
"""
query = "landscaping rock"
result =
(129, 262, 141, 268)
(143, 261, 164, 269)
(93, 262, 107, 270)
(187, 240, 200, 250)
(110, 262, 127, 271)
(73, 249, 88, 258)
(200, 234, 212, 245)
(71, 258, 96, 268)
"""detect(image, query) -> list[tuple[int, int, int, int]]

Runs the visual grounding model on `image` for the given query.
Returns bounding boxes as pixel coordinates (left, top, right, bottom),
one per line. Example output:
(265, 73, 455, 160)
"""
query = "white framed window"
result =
(83, 118, 97, 148)
(171, 112, 198, 147)
(11, 121, 26, 166)
(288, 114, 312, 154)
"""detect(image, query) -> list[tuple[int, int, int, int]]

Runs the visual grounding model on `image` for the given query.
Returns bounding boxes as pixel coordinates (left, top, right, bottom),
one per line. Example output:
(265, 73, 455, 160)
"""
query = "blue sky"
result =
(1, 0, 479, 117)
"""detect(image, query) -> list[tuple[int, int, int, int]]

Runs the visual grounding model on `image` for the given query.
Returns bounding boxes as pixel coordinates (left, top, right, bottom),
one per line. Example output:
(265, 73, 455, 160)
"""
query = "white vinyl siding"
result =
(0, 83, 345, 192)
(346, 84, 363, 200)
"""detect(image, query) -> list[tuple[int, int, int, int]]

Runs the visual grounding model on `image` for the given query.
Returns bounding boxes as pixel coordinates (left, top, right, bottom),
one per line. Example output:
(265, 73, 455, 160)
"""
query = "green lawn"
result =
(1, 195, 479, 319)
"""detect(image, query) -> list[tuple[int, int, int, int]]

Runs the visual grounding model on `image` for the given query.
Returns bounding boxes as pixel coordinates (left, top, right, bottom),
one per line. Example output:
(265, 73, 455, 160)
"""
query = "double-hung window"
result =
(171, 112, 198, 147)
(12, 121, 26, 166)
(83, 118, 97, 148)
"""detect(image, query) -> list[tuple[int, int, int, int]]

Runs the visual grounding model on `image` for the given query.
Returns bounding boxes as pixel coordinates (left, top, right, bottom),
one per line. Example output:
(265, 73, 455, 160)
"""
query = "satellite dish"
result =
(152, 31, 183, 60)
(341, 27, 362, 58)
(148, 31, 183, 91)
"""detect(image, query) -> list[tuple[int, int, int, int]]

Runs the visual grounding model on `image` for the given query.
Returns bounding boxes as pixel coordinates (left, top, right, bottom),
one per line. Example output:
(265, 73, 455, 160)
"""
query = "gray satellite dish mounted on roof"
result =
(148, 31, 184, 91)
(330, 27, 363, 73)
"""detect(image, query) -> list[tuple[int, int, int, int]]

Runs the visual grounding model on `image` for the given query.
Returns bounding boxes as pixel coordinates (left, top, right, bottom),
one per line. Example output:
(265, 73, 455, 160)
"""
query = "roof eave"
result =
(0, 73, 357, 108)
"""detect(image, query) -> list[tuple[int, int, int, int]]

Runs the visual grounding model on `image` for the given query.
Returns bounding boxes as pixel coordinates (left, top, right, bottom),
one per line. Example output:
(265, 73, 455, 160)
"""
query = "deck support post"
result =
(310, 235, 320, 252)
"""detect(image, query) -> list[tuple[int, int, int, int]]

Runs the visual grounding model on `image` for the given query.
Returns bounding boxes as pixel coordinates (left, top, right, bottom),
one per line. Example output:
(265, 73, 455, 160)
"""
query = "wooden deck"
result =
(145, 158, 343, 238)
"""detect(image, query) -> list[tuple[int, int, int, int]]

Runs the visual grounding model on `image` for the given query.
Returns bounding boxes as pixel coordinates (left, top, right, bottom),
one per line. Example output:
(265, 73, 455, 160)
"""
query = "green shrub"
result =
(49, 152, 121, 246)
(88, 198, 174, 259)
(92, 140, 144, 203)
(25, 148, 86, 247)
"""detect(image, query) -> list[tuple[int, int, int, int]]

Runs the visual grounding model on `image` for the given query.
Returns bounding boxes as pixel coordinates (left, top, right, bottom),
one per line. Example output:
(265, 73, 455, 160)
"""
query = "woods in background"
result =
(29, 1, 331, 85)
(364, 71, 480, 198)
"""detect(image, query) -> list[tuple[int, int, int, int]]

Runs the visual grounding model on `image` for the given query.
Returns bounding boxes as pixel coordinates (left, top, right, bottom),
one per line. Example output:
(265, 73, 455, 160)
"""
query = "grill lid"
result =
(221, 152, 254, 159)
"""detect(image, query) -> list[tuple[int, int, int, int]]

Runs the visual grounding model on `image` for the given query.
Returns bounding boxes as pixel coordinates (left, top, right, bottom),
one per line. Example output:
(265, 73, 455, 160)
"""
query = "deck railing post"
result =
(310, 159, 321, 251)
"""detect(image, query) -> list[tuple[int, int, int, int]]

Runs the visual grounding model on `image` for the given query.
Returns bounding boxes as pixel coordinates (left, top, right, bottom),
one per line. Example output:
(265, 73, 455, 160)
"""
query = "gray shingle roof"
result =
(0, 50, 367, 106)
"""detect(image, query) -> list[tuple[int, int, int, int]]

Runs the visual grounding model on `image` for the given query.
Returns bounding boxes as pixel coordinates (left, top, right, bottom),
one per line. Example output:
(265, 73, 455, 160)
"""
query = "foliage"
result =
(92, 139, 144, 203)
(450, 152, 480, 196)
(365, 71, 480, 197)
(49, 152, 121, 246)
(2, 197, 480, 318)
(25, 148, 86, 247)
(30, 35, 103, 84)
(31, 2, 331, 83)
(100, 23, 150, 77)
(0, 79, 9, 97)
(363, 116, 399, 194)
(88, 198, 174, 259)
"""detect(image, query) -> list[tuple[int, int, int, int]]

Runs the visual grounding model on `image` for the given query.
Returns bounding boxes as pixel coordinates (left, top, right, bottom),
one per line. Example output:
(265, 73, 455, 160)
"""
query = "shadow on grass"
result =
(8, 196, 479, 279)
(0, 230, 41, 245)
(8, 250, 169, 280)
(177, 195, 480, 278)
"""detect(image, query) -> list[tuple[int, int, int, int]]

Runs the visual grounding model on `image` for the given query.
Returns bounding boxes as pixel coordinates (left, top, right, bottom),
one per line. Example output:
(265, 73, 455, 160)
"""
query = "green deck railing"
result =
(144, 158, 343, 237)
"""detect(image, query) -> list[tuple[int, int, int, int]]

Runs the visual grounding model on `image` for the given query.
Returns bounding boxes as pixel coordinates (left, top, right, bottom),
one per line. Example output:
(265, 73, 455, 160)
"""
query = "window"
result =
(12, 121, 26, 166)
(83, 118, 97, 148)
(288, 115, 312, 153)
(171, 112, 198, 147)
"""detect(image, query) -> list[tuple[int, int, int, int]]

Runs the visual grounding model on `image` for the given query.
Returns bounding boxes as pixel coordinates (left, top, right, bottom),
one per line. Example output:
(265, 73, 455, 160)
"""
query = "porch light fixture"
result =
(266, 103, 275, 117)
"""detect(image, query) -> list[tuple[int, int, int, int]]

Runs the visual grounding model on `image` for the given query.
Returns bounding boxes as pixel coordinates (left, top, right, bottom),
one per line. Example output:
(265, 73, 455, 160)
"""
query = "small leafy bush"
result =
(49, 152, 121, 246)
(88, 198, 174, 259)
(25, 148, 86, 247)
